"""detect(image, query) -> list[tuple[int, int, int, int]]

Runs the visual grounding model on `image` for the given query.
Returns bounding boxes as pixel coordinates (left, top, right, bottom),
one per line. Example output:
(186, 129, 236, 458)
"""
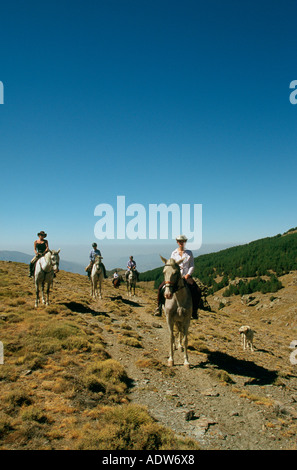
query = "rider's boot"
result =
(192, 309, 198, 319)
(28, 263, 34, 278)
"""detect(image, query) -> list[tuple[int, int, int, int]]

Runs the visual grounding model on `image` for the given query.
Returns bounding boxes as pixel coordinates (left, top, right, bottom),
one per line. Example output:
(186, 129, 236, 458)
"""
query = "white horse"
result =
(126, 267, 137, 297)
(91, 255, 104, 299)
(160, 256, 192, 368)
(34, 250, 60, 307)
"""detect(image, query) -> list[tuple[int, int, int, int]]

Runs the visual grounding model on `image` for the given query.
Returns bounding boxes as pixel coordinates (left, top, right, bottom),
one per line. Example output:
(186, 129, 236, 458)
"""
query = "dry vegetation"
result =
(0, 262, 199, 450)
(1, 260, 297, 450)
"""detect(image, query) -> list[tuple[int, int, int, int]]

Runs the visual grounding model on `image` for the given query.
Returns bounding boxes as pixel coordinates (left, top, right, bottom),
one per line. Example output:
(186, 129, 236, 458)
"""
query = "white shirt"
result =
(170, 248, 194, 277)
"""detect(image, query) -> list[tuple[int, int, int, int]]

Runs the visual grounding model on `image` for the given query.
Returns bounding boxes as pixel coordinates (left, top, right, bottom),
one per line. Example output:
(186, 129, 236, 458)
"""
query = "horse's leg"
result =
(175, 323, 183, 351)
(183, 323, 190, 368)
(167, 318, 175, 367)
(35, 281, 39, 308)
(99, 277, 102, 299)
(42, 281, 46, 304)
(96, 277, 99, 298)
(46, 280, 50, 306)
(178, 331, 183, 352)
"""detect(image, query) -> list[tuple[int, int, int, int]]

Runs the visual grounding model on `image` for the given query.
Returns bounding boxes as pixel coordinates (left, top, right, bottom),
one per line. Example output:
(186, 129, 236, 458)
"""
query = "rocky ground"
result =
(1, 262, 297, 450)
(84, 273, 297, 450)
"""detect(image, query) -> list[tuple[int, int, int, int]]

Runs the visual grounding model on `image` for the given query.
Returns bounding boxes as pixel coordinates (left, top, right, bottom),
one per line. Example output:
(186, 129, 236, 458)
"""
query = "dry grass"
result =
(75, 404, 200, 450)
(0, 261, 199, 450)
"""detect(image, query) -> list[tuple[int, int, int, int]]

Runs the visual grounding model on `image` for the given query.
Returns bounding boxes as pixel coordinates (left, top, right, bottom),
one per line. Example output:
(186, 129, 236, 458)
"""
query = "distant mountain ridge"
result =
(0, 251, 85, 275)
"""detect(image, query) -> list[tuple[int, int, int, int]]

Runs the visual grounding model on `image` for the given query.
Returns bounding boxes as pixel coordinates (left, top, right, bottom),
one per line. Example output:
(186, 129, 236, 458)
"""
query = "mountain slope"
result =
(0, 261, 199, 451)
(0, 251, 85, 275)
(140, 229, 297, 294)
(1, 260, 297, 450)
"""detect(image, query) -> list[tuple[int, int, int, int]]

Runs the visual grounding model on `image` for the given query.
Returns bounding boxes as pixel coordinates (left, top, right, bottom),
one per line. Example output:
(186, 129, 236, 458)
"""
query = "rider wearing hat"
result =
(85, 242, 108, 279)
(154, 235, 200, 319)
(28, 231, 49, 277)
(125, 255, 139, 281)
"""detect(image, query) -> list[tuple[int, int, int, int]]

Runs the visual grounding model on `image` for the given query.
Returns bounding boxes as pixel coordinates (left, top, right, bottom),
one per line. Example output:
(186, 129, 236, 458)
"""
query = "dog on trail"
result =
(239, 325, 254, 352)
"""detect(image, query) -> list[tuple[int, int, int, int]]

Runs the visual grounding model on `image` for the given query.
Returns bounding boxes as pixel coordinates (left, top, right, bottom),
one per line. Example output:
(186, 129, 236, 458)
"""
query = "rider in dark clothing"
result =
(29, 231, 49, 277)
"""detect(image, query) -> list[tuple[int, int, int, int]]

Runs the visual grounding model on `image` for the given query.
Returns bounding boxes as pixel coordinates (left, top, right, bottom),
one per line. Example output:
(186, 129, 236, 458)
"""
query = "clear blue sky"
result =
(1, 0, 297, 267)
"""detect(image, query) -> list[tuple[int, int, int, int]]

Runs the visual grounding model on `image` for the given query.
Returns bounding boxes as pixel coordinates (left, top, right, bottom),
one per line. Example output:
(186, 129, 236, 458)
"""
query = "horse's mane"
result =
(166, 258, 181, 270)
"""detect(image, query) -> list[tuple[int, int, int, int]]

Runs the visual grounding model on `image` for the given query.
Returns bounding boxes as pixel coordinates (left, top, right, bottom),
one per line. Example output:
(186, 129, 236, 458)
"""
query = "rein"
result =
(163, 269, 186, 294)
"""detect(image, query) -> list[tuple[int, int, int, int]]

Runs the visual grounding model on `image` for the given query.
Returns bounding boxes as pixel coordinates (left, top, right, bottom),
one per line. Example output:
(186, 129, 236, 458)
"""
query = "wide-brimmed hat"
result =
(176, 235, 188, 242)
(37, 231, 47, 237)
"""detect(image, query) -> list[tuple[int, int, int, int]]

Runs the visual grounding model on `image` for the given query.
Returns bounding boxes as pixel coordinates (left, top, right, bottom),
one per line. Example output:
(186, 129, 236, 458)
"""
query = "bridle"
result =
(163, 264, 186, 294)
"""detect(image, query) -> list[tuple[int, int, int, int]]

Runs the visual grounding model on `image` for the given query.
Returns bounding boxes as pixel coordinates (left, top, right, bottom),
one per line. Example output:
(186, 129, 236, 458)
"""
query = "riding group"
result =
(29, 231, 202, 368)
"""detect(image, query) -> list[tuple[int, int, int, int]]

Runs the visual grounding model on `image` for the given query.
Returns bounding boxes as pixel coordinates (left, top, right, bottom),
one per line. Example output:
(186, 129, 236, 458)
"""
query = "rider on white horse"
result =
(125, 256, 139, 281)
(155, 235, 201, 319)
(29, 231, 49, 277)
(85, 243, 107, 280)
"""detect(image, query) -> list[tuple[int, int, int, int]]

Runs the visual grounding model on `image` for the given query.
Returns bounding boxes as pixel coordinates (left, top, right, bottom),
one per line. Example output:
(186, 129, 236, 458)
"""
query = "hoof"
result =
(168, 359, 174, 367)
(184, 363, 190, 369)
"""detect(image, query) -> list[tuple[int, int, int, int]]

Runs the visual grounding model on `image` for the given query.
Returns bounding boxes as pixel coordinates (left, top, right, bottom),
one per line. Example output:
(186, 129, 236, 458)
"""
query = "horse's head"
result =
(160, 255, 183, 299)
(50, 249, 60, 273)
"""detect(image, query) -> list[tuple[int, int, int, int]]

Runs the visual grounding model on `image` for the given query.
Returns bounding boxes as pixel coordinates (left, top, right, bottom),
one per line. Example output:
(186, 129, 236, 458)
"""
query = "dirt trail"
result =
(86, 282, 297, 450)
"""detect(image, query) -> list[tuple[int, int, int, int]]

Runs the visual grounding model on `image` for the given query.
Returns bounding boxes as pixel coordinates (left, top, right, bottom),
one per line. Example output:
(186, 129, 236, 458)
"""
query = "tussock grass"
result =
(76, 404, 200, 450)
(119, 336, 143, 348)
(0, 261, 198, 450)
(20, 406, 49, 424)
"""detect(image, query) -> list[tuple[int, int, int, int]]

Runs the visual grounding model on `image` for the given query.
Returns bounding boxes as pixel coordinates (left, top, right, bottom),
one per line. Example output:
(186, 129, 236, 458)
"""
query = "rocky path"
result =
(87, 284, 297, 450)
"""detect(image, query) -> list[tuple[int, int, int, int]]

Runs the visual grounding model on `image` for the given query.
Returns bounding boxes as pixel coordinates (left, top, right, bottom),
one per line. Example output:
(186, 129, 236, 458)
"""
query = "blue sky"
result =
(1, 0, 297, 269)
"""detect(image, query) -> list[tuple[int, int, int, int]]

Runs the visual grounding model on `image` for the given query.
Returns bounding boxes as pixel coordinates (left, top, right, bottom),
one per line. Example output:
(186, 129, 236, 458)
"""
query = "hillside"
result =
(140, 229, 297, 296)
(0, 251, 85, 275)
(1, 260, 297, 450)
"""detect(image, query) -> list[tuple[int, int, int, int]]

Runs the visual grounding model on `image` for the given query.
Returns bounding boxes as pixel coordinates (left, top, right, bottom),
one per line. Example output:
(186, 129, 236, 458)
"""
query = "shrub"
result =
(119, 337, 142, 348)
(5, 391, 32, 408)
(20, 406, 48, 424)
(76, 404, 200, 450)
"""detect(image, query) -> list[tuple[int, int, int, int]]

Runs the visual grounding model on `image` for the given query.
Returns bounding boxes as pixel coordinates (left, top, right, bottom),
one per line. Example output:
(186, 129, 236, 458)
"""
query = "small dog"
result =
(239, 325, 254, 352)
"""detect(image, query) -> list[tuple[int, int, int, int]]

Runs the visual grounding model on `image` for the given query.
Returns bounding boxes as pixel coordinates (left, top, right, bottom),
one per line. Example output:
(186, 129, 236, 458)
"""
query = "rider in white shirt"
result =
(170, 246, 194, 278)
(155, 235, 200, 318)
